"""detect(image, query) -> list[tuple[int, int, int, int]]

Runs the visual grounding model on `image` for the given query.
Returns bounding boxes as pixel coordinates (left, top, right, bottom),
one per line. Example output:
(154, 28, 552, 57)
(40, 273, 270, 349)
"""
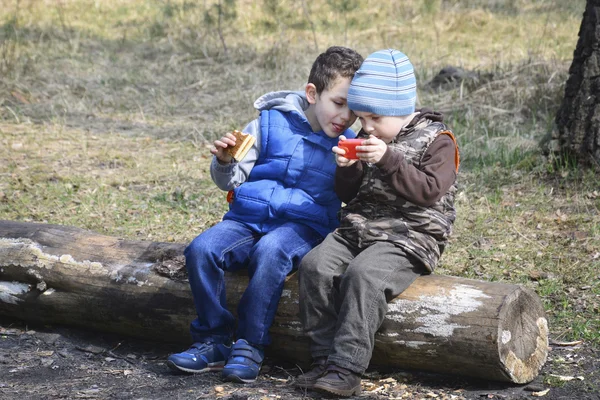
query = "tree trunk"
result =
(0, 220, 548, 384)
(553, 0, 600, 165)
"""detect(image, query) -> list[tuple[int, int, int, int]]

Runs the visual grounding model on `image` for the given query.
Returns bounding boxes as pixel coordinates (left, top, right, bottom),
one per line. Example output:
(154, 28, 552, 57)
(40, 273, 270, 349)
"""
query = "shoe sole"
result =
(222, 373, 257, 384)
(166, 360, 224, 374)
(295, 380, 317, 390)
(313, 382, 361, 397)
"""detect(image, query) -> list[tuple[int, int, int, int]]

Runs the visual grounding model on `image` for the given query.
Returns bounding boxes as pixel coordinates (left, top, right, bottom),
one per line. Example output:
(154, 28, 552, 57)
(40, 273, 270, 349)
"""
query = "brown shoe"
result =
(313, 364, 361, 397)
(295, 357, 327, 389)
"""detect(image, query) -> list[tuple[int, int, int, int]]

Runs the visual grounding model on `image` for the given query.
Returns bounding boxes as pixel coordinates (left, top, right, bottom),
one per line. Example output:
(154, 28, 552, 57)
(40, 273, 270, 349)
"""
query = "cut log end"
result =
(498, 287, 549, 384)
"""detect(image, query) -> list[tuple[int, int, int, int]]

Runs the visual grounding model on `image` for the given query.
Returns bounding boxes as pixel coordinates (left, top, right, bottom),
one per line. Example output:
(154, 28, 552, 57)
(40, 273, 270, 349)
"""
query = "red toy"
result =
(337, 139, 364, 160)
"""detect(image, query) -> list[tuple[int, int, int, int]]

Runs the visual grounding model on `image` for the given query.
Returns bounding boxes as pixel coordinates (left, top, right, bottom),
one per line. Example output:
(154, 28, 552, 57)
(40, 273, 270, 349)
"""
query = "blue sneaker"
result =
(167, 342, 231, 373)
(221, 339, 264, 383)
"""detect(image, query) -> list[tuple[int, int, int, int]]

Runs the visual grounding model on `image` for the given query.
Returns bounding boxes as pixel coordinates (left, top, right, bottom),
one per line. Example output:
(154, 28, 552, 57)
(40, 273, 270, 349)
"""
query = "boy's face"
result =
(353, 111, 416, 144)
(305, 77, 356, 138)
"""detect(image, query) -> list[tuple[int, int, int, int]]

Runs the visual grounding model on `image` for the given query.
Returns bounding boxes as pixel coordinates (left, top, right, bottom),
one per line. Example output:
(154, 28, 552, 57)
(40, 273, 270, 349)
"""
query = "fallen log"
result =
(0, 220, 548, 383)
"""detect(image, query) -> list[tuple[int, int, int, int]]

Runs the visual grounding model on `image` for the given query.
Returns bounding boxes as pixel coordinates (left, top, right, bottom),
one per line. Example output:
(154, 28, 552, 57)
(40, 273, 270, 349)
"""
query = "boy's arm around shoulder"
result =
(210, 119, 261, 191)
(375, 134, 457, 206)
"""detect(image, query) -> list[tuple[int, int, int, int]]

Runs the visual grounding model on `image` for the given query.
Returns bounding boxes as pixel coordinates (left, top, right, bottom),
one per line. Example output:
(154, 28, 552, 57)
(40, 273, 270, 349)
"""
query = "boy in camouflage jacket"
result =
(297, 49, 460, 397)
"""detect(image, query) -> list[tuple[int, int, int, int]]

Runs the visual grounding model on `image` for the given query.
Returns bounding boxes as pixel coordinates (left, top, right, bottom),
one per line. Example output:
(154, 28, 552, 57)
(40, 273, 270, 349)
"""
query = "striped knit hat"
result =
(347, 49, 416, 116)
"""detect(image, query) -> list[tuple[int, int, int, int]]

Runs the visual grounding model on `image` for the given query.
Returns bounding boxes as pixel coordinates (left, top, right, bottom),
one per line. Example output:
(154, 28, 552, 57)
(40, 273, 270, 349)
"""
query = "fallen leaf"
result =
(529, 271, 548, 281)
(571, 231, 587, 240)
(586, 191, 599, 199)
(549, 374, 584, 381)
(532, 388, 550, 397)
(11, 91, 29, 104)
(550, 339, 583, 346)
(267, 376, 288, 383)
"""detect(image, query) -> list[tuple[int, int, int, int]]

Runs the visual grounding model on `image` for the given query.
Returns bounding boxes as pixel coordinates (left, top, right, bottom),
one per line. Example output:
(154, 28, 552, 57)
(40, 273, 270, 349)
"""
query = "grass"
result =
(1, 0, 599, 347)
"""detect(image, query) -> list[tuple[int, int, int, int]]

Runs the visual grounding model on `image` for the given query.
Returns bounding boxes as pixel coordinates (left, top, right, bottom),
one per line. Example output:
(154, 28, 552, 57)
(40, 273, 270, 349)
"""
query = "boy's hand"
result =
(211, 132, 237, 164)
(333, 135, 358, 167)
(356, 135, 387, 164)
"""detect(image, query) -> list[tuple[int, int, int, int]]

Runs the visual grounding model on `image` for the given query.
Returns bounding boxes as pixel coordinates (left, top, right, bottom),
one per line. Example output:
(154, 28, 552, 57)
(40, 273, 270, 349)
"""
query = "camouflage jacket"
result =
(336, 118, 459, 272)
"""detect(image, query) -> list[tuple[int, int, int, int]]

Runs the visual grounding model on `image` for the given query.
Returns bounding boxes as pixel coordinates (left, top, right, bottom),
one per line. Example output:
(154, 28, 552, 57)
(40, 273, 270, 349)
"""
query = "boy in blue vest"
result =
(166, 46, 364, 384)
(296, 49, 460, 396)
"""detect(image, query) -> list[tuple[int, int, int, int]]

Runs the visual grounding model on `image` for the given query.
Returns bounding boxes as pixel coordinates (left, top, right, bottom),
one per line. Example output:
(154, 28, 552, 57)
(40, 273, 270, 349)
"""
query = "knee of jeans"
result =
(184, 237, 216, 265)
(253, 237, 291, 266)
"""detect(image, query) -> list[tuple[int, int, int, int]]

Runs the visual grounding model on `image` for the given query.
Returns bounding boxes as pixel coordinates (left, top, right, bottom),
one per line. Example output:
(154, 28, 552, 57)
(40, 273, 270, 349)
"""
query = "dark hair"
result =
(308, 46, 363, 94)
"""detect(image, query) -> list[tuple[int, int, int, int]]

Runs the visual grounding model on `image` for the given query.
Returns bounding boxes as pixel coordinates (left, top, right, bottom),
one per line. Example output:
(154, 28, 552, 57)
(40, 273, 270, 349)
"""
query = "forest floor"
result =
(1, 317, 598, 400)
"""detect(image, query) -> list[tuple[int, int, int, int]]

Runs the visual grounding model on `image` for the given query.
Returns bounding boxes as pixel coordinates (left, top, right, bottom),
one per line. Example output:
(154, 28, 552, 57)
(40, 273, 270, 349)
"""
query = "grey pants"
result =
(298, 232, 425, 374)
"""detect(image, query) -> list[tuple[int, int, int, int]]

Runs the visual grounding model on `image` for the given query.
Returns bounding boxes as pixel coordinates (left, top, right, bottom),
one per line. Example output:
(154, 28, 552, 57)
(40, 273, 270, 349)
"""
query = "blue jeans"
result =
(184, 219, 323, 346)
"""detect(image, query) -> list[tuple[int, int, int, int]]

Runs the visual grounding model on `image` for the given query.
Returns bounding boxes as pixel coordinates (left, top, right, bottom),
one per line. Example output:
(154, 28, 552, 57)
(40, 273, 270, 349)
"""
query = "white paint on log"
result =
(111, 262, 154, 283)
(56, 253, 107, 275)
(0, 239, 107, 275)
(278, 322, 303, 331)
(502, 330, 512, 344)
(0, 281, 30, 304)
(385, 340, 431, 349)
(387, 284, 491, 337)
(405, 341, 429, 349)
(1, 238, 152, 286)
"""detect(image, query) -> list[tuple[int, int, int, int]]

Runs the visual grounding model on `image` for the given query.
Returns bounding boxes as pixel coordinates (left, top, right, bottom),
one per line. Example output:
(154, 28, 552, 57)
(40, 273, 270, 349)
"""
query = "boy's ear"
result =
(305, 83, 318, 105)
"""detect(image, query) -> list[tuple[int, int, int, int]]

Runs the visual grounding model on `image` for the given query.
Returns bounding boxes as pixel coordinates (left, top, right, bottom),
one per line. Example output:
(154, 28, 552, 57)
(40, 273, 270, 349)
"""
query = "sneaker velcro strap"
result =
(326, 364, 353, 376)
(311, 357, 327, 367)
(230, 345, 263, 363)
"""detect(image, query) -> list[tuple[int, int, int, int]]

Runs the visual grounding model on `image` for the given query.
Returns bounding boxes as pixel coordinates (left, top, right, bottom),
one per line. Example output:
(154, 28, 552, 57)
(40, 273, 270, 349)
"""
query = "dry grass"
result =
(1, 0, 599, 345)
(0, 0, 583, 143)
(0, 122, 226, 241)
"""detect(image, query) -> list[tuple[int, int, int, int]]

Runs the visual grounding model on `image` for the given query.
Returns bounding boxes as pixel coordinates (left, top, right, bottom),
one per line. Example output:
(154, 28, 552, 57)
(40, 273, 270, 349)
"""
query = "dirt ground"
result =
(1, 317, 598, 400)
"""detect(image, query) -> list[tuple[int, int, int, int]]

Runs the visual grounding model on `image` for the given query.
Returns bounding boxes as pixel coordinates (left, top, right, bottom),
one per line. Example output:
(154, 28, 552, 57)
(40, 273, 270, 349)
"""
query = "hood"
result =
(253, 90, 309, 115)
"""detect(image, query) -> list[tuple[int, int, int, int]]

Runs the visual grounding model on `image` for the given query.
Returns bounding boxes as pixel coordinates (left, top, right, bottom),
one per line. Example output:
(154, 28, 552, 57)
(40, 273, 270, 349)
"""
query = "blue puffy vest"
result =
(223, 108, 355, 238)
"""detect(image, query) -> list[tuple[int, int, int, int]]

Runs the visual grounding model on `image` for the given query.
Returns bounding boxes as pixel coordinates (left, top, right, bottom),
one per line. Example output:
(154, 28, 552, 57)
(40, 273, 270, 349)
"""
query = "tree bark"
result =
(0, 220, 548, 384)
(553, 0, 600, 165)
